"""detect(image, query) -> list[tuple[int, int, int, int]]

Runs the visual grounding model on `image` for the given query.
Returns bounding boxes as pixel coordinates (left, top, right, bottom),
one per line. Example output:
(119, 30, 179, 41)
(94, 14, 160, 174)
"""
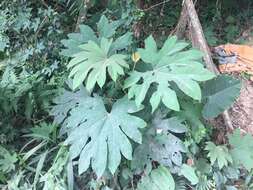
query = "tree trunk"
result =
(176, 0, 234, 131)
(75, 0, 90, 32)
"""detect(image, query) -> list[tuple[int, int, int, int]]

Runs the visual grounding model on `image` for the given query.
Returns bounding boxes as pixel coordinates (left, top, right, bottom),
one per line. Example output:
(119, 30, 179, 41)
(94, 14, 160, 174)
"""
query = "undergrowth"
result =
(0, 1, 253, 189)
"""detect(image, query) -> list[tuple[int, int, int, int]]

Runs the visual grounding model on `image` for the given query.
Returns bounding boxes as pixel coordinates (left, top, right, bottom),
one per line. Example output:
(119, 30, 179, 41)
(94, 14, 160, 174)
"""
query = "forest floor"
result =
(212, 28, 253, 140)
(230, 79, 253, 134)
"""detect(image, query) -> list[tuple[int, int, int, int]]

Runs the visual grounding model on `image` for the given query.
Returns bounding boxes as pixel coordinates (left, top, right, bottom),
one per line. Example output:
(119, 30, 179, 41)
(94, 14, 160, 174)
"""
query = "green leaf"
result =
(0, 35, 9, 52)
(180, 164, 199, 185)
(152, 112, 188, 133)
(51, 88, 146, 177)
(132, 131, 186, 172)
(61, 25, 98, 57)
(205, 142, 232, 169)
(97, 15, 120, 38)
(228, 129, 253, 171)
(202, 75, 241, 119)
(109, 32, 132, 53)
(24, 122, 55, 141)
(0, 146, 18, 173)
(137, 166, 175, 190)
(33, 151, 47, 187)
(177, 101, 206, 143)
(61, 15, 131, 62)
(67, 37, 129, 90)
(124, 35, 215, 112)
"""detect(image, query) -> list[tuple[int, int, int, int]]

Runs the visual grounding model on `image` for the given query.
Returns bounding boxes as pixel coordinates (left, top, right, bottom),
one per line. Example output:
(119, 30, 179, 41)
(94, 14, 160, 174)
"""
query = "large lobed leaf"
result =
(68, 38, 130, 90)
(202, 75, 241, 119)
(124, 35, 215, 112)
(51, 87, 146, 177)
(61, 15, 132, 90)
(61, 15, 121, 57)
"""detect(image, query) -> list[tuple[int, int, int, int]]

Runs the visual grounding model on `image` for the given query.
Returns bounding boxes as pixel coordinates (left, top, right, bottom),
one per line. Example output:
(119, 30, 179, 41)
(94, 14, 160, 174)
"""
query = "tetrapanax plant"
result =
(124, 35, 215, 112)
(61, 15, 132, 90)
(51, 15, 244, 189)
(51, 87, 146, 177)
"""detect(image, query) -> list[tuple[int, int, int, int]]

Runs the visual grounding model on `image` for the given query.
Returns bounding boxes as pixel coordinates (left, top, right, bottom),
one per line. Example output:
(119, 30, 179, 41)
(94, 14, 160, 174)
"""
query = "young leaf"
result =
(0, 146, 18, 173)
(202, 75, 241, 119)
(68, 38, 129, 90)
(124, 35, 215, 112)
(97, 15, 120, 38)
(228, 129, 253, 171)
(51, 88, 146, 177)
(61, 25, 98, 57)
(205, 142, 232, 169)
(137, 166, 175, 190)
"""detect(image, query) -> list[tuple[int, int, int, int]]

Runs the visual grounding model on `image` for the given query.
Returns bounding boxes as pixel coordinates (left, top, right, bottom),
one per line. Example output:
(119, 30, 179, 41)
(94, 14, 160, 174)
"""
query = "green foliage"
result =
(205, 142, 233, 169)
(0, 1, 249, 189)
(228, 129, 253, 171)
(0, 146, 18, 173)
(62, 15, 132, 90)
(179, 164, 199, 185)
(40, 146, 69, 190)
(68, 38, 129, 90)
(0, 10, 10, 51)
(51, 87, 146, 177)
(202, 75, 241, 119)
(124, 35, 215, 112)
(196, 176, 214, 190)
(137, 166, 175, 190)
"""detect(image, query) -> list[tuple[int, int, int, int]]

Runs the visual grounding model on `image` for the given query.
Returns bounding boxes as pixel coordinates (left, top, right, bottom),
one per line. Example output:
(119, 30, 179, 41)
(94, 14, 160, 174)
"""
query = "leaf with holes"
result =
(51, 88, 146, 177)
(132, 127, 186, 173)
(124, 35, 215, 112)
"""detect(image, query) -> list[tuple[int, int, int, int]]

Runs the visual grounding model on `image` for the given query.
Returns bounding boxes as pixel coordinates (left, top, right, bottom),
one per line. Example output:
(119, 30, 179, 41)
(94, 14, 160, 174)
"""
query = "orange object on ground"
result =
(214, 44, 253, 78)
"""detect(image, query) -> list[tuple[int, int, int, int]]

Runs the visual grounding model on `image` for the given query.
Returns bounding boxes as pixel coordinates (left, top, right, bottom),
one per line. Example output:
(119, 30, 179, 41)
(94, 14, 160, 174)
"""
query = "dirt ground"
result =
(213, 28, 253, 139)
(230, 80, 253, 134)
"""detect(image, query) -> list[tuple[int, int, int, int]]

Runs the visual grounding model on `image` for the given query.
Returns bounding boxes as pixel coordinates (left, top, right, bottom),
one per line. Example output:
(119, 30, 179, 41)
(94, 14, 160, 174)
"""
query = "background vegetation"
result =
(1, 0, 253, 189)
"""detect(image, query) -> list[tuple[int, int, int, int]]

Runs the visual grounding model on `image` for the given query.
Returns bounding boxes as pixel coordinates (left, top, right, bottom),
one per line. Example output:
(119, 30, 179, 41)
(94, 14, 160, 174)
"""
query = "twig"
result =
(142, 0, 171, 11)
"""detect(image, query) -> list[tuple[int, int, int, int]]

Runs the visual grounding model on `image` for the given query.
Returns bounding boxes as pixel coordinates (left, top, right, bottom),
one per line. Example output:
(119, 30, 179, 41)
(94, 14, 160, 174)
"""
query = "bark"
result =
(184, 0, 219, 73)
(176, 0, 234, 130)
(175, 4, 188, 39)
(75, 0, 90, 32)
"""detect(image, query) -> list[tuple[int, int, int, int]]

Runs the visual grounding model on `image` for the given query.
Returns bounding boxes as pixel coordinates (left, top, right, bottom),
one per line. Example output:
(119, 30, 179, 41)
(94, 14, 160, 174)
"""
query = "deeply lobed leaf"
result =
(51, 87, 146, 177)
(124, 35, 215, 112)
(68, 38, 129, 90)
